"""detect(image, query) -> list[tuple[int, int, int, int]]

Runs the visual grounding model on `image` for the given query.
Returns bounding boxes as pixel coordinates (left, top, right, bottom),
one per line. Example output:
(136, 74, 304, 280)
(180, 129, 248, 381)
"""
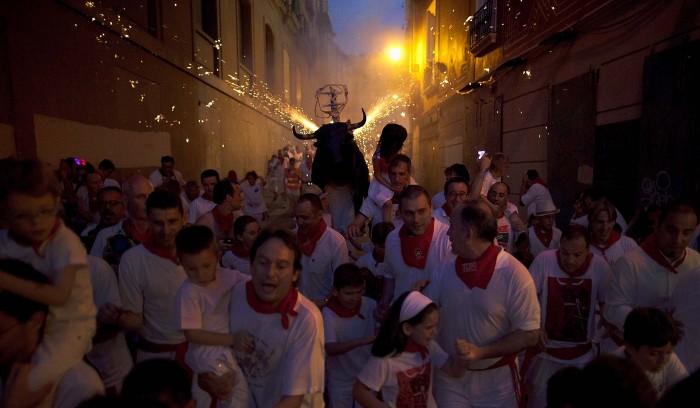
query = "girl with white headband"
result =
(353, 290, 471, 407)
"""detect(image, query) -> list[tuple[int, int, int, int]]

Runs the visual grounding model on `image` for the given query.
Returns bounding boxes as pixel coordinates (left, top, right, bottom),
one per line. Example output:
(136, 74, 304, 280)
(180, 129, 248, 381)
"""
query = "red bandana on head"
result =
(640, 235, 685, 274)
(229, 242, 250, 259)
(123, 219, 152, 244)
(404, 341, 429, 359)
(245, 280, 298, 330)
(297, 218, 328, 256)
(326, 296, 365, 319)
(212, 206, 234, 238)
(590, 230, 621, 256)
(399, 219, 436, 270)
(556, 250, 593, 278)
(143, 237, 180, 265)
(534, 227, 554, 248)
(455, 244, 500, 289)
(441, 202, 452, 218)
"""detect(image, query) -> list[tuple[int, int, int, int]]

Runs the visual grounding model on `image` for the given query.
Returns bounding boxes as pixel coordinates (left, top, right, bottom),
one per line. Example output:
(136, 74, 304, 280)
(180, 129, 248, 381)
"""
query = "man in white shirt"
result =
(294, 193, 349, 307)
(0, 260, 104, 407)
(186, 169, 220, 225)
(148, 155, 186, 188)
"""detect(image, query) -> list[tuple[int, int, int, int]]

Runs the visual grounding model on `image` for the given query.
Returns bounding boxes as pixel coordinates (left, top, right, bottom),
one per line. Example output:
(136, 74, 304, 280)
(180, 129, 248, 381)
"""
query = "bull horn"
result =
(347, 109, 367, 131)
(292, 126, 315, 140)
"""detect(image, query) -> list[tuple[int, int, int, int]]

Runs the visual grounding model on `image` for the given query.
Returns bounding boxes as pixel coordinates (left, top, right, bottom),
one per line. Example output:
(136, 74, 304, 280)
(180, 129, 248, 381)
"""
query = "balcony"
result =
(469, 0, 497, 56)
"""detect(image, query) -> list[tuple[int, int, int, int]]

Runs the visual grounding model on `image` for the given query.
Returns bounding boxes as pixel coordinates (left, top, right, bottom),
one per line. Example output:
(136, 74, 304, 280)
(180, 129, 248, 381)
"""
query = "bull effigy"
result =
(291, 85, 370, 215)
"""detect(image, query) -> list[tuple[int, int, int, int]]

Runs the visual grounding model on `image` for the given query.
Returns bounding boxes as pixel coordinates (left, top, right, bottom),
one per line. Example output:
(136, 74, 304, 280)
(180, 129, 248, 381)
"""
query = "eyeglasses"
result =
(447, 191, 468, 199)
(98, 200, 123, 208)
(12, 207, 57, 223)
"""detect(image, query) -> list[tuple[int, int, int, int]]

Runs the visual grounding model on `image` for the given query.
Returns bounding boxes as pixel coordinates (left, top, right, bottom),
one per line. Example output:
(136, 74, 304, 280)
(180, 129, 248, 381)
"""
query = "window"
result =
(426, 0, 436, 64)
(265, 24, 275, 90)
(239, 0, 253, 70)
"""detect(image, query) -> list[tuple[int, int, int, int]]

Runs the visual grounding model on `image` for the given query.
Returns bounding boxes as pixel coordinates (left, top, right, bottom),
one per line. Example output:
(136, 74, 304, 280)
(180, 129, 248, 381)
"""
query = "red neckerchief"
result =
(455, 244, 500, 289)
(640, 235, 685, 274)
(534, 227, 554, 248)
(404, 341, 428, 359)
(9, 219, 61, 256)
(298, 218, 328, 256)
(591, 230, 621, 256)
(245, 281, 298, 329)
(143, 237, 180, 265)
(123, 218, 152, 244)
(441, 202, 452, 217)
(229, 242, 250, 259)
(533, 178, 547, 188)
(212, 206, 234, 237)
(556, 250, 593, 278)
(326, 296, 365, 319)
(399, 219, 435, 269)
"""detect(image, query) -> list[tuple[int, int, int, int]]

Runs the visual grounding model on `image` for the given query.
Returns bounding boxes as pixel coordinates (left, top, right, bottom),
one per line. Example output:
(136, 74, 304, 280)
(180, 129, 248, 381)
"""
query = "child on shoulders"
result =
(0, 158, 96, 395)
(175, 226, 253, 408)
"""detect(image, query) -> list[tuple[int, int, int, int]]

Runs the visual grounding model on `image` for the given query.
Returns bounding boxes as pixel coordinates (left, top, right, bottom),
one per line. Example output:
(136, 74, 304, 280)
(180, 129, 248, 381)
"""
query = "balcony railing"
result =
(469, 0, 497, 56)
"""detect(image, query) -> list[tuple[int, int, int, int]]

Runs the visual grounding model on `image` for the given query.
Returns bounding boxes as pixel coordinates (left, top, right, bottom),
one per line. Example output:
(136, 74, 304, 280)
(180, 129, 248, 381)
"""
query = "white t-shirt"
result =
(221, 250, 251, 275)
(357, 341, 448, 408)
(177, 267, 250, 374)
(588, 235, 638, 267)
(86, 256, 133, 390)
(426, 250, 540, 405)
(520, 183, 553, 219)
(431, 191, 446, 210)
(385, 219, 452, 302)
(432, 206, 450, 225)
(187, 196, 216, 224)
(240, 181, 267, 215)
(322, 297, 376, 385)
(229, 284, 325, 407)
(119, 244, 188, 344)
(529, 250, 610, 364)
(495, 215, 514, 253)
(610, 347, 687, 397)
(299, 227, 349, 301)
(0, 222, 95, 323)
(148, 168, 185, 188)
(528, 226, 562, 258)
(604, 246, 700, 331)
(355, 251, 388, 278)
(425, 250, 540, 368)
(480, 170, 498, 196)
(51, 361, 106, 408)
(358, 196, 403, 231)
(670, 268, 700, 373)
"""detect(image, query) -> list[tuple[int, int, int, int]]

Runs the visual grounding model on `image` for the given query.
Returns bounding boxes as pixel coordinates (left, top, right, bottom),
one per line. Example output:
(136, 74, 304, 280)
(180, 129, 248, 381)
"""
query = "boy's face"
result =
(3, 192, 58, 243)
(627, 342, 673, 373)
(333, 284, 364, 311)
(180, 246, 218, 286)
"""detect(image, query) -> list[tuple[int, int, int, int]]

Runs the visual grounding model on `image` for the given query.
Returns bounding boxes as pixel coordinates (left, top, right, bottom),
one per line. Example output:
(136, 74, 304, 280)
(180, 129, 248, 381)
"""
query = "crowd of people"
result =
(0, 123, 698, 408)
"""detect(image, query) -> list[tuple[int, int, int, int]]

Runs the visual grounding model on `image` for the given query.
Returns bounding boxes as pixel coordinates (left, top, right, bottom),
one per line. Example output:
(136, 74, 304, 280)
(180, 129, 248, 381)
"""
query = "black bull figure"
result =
(292, 109, 370, 212)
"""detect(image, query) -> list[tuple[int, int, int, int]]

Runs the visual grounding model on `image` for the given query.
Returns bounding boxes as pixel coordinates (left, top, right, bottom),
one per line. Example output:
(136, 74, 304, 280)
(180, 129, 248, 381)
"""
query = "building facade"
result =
(405, 0, 700, 222)
(0, 0, 352, 181)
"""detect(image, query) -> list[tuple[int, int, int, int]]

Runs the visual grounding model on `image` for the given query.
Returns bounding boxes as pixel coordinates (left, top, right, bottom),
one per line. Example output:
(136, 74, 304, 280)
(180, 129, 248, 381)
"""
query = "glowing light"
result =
(392, 94, 398, 99)
(155, 114, 164, 122)
(387, 47, 402, 62)
(186, 138, 190, 143)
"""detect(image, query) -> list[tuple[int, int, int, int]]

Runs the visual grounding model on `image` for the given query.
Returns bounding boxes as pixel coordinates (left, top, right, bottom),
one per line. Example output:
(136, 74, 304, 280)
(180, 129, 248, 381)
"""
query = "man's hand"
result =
(411, 280, 430, 292)
(97, 302, 123, 325)
(231, 330, 255, 353)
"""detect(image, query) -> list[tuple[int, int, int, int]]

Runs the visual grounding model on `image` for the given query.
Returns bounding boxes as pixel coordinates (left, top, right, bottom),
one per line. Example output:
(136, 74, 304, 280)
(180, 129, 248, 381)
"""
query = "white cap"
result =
(399, 291, 433, 323)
